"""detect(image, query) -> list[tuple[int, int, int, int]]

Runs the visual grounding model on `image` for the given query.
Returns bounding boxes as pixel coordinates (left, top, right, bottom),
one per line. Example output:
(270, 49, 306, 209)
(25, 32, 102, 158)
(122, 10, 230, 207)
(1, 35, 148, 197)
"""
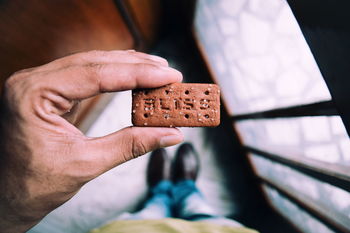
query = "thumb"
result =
(84, 127, 183, 175)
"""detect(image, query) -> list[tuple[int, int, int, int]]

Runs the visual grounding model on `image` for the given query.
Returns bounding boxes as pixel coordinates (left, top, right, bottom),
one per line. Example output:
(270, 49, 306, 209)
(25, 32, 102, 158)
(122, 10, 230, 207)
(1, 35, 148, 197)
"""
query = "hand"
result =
(0, 50, 183, 233)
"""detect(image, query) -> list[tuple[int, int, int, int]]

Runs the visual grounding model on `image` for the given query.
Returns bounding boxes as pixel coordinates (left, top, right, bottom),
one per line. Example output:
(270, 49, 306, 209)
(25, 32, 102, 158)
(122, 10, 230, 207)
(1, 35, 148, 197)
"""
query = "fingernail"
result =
(159, 134, 184, 148)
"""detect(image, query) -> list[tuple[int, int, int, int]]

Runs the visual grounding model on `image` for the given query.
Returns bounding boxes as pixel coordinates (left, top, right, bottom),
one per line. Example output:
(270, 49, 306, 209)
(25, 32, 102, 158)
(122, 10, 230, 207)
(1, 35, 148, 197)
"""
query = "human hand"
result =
(0, 50, 183, 233)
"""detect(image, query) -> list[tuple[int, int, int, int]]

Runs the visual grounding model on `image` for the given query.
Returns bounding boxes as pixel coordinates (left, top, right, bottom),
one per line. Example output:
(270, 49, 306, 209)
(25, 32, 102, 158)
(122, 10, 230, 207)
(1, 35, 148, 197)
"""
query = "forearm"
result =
(0, 176, 38, 233)
(0, 113, 36, 232)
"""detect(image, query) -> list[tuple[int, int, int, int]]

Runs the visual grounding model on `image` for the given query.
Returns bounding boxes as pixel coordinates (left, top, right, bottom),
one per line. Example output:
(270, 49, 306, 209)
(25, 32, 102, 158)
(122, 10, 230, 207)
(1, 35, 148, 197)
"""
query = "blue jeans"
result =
(117, 180, 242, 227)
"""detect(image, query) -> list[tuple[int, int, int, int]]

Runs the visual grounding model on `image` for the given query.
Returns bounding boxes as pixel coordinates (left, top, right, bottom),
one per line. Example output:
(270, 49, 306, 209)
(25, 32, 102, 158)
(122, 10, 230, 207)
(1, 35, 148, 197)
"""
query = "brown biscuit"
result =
(132, 83, 220, 127)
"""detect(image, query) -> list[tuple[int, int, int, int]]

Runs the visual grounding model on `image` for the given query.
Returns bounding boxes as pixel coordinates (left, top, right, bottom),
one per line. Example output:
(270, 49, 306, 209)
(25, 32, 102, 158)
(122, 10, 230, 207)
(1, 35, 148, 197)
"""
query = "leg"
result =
(171, 179, 217, 219)
(172, 143, 243, 227)
(120, 180, 173, 220)
(118, 148, 174, 220)
(172, 180, 243, 227)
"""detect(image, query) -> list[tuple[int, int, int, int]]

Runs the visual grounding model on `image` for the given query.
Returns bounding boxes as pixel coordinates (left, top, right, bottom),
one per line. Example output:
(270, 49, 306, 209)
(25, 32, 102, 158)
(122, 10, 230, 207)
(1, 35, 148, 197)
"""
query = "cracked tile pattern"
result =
(236, 116, 350, 165)
(194, 0, 331, 115)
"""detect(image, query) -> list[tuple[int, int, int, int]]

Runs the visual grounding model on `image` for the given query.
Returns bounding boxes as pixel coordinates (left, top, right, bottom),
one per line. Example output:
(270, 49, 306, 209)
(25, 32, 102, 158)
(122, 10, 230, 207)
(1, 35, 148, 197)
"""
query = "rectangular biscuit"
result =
(132, 83, 220, 127)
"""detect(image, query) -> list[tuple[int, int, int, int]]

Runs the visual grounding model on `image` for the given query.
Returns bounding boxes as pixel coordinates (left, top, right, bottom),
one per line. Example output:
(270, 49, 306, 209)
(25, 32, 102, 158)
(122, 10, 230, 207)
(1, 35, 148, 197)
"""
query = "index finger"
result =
(45, 61, 183, 100)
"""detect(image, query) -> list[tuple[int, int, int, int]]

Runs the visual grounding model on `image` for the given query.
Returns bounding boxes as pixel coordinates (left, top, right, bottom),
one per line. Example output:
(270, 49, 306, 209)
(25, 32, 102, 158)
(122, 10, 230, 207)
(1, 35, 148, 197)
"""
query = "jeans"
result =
(116, 180, 242, 227)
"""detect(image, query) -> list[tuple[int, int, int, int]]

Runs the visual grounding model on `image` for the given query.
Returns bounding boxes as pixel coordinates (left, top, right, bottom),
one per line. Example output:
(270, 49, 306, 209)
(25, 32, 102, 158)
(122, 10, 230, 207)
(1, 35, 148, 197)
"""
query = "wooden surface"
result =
(0, 0, 134, 127)
(0, 0, 134, 82)
(0, 0, 165, 129)
(124, 0, 162, 48)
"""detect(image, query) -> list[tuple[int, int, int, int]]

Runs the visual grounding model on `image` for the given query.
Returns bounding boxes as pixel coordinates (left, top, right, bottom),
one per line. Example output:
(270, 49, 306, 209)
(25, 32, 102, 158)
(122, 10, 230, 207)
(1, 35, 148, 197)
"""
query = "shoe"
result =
(147, 148, 171, 187)
(172, 143, 200, 182)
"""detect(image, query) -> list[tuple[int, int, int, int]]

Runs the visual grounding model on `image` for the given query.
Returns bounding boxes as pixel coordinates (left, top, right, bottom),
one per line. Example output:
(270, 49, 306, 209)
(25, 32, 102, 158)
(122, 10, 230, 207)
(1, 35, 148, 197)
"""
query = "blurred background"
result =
(1, 0, 350, 232)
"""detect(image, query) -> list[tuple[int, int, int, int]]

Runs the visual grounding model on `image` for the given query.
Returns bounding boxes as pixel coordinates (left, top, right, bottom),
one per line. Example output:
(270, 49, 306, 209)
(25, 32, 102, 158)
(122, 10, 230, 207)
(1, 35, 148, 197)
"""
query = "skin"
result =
(0, 50, 184, 233)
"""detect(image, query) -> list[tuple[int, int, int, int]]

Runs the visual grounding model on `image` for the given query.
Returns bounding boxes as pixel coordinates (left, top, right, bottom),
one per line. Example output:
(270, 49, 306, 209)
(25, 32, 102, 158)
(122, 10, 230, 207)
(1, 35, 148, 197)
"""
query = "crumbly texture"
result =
(132, 83, 221, 127)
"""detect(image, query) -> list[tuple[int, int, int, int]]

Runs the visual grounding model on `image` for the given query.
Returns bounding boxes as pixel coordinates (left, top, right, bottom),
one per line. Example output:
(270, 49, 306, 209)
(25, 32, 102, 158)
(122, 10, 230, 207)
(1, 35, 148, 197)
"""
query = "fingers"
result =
(58, 50, 169, 68)
(48, 62, 182, 100)
(23, 50, 168, 74)
(83, 50, 169, 66)
(83, 127, 184, 175)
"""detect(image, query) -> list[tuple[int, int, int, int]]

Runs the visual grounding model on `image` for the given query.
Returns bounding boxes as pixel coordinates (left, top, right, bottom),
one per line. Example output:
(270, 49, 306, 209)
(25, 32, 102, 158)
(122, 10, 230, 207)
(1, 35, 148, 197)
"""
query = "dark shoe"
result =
(147, 148, 171, 187)
(172, 143, 200, 182)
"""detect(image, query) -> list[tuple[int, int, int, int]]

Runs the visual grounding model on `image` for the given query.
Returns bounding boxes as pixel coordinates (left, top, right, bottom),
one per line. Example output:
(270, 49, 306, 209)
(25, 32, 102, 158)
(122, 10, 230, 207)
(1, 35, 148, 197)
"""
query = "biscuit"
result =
(132, 83, 220, 127)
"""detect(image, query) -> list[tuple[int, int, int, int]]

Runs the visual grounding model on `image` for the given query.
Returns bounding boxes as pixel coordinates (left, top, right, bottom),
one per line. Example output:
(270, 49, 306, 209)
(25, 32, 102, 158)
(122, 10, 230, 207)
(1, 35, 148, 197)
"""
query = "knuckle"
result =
(5, 73, 22, 90)
(130, 128, 148, 158)
(4, 73, 28, 101)
(83, 63, 104, 87)
(75, 50, 106, 64)
(5, 66, 40, 91)
(2, 72, 40, 115)
(125, 49, 136, 54)
(11, 68, 31, 76)
(132, 140, 148, 158)
(85, 50, 106, 58)
(129, 51, 146, 57)
(85, 62, 104, 74)
(88, 50, 112, 61)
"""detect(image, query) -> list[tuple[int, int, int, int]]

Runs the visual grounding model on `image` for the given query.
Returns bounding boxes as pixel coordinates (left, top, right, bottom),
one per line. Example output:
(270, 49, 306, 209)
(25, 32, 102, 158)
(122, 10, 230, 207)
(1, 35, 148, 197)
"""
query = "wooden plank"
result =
(232, 101, 337, 121)
(246, 145, 350, 192)
(0, 0, 134, 128)
(260, 179, 350, 233)
(123, 0, 162, 48)
(0, 0, 134, 83)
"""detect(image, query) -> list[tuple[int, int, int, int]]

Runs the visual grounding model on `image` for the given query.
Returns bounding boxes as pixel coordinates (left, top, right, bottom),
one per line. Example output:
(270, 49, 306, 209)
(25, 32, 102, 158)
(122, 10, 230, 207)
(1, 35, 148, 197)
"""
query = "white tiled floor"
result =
(29, 90, 237, 233)
(194, 0, 331, 115)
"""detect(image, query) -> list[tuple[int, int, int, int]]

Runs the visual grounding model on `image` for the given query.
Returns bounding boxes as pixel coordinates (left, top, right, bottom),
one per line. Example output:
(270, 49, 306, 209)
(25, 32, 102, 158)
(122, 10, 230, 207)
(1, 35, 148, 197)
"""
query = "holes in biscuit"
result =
(185, 90, 190, 95)
(165, 90, 169, 94)
(204, 114, 209, 119)
(204, 90, 209, 95)
(185, 114, 190, 119)
(144, 113, 149, 118)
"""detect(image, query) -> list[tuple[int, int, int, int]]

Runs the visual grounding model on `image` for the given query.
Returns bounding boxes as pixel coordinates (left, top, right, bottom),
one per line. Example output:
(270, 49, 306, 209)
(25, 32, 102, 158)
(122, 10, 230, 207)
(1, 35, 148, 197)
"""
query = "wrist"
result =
(0, 181, 41, 233)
